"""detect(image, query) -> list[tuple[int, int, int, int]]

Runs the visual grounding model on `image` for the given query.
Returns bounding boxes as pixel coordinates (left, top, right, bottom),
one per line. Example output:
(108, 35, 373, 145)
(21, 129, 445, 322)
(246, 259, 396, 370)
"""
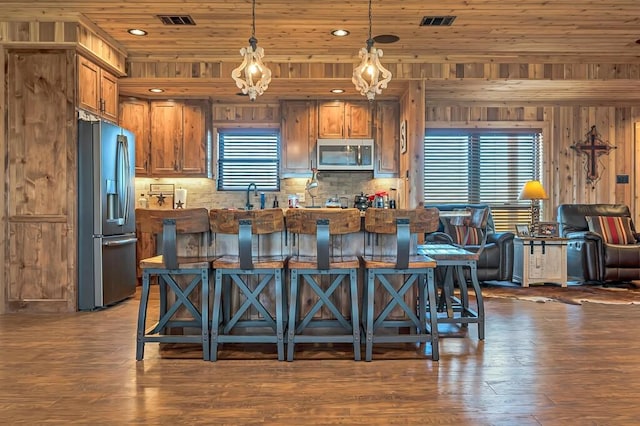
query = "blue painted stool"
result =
(135, 208, 212, 361)
(209, 209, 287, 361)
(285, 208, 362, 361)
(360, 208, 441, 362)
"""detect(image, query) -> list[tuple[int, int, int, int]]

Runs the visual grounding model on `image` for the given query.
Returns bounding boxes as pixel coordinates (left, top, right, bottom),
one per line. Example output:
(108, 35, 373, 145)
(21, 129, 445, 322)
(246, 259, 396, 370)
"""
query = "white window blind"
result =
(424, 129, 543, 231)
(217, 130, 280, 191)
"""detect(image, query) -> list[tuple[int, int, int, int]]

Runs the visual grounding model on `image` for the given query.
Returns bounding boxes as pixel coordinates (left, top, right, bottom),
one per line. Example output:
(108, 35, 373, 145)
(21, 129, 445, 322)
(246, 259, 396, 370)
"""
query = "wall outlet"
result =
(297, 192, 305, 203)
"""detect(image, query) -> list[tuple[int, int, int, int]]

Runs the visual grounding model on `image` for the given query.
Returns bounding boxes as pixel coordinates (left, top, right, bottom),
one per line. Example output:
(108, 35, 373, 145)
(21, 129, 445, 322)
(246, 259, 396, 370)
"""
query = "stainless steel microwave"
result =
(316, 139, 374, 170)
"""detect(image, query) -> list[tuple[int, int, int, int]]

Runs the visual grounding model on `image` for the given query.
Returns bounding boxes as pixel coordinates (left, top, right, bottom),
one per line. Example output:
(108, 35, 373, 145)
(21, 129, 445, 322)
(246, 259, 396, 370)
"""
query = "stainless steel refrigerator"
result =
(78, 119, 137, 310)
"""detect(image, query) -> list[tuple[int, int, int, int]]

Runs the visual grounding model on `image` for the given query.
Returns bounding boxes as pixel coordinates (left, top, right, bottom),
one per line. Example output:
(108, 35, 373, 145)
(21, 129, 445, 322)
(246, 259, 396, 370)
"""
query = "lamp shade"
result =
(518, 180, 548, 200)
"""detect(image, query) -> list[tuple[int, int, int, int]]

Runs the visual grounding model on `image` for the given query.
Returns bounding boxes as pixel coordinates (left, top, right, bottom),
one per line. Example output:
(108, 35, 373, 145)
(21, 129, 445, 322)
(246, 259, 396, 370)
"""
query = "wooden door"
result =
(119, 99, 150, 176)
(318, 101, 344, 138)
(281, 100, 317, 176)
(346, 101, 372, 138)
(181, 101, 207, 175)
(150, 101, 181, 175)
(77, 55, 100, 115)
(374, 101, 399, 177)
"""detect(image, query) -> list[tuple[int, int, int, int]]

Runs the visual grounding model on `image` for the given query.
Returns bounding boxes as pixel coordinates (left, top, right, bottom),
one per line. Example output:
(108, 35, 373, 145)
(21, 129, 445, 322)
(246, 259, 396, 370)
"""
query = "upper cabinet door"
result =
(181, 101, 208, 175)
(281, 100, 317, 176)
(100, 70, 119, 123)
(318, 101, 344, 138)
(346, 102, 372, 138)
(150, 101, 182, 175)
(374, 101, 399, 177)
(318, 101, 372, 139)
(78, 56, 100, 114)
(119, 99, 150, 176)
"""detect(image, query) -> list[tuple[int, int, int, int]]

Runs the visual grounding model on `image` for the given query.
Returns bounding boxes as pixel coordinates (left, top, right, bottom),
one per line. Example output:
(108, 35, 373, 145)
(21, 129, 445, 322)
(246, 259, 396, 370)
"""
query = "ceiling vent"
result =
(157, 15, 196, 25)
(420, 16, 456, 26)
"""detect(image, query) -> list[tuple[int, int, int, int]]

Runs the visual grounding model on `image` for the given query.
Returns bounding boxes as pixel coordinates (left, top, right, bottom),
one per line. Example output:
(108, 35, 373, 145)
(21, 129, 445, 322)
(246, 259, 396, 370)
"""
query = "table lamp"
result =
(518, 180, 548, 235)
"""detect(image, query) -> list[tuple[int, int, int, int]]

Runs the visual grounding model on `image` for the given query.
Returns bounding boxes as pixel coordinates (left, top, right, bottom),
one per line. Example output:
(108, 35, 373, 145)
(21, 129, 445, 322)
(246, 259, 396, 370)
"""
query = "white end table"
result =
(513, 237, 568, 287)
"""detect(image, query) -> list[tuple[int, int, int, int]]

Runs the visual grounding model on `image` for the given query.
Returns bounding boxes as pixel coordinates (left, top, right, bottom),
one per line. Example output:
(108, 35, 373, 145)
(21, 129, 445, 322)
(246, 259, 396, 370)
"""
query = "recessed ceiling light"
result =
(331, 29, 350, 37)
(128, 29, 148, 36)
(330, 89, 345, 94)
(148, 88, 164, 93)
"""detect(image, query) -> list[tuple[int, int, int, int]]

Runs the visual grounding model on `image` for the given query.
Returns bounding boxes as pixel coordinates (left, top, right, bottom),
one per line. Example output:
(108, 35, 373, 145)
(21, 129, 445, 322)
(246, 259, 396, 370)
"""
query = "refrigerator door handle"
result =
(103, 237, 138, 247)
(116, 134, 131, 226)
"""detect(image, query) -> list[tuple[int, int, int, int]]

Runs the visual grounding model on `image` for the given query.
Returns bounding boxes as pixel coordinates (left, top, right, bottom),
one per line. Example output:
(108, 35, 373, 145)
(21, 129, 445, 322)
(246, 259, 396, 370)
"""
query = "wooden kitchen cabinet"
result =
(149, 100, 209, 176)
(281, 100, 317, 176)
(318, 101, 372, 138)
(119, 99, 150, 176)
(374, 101, 399, 177)
(78, 55, 118, 122)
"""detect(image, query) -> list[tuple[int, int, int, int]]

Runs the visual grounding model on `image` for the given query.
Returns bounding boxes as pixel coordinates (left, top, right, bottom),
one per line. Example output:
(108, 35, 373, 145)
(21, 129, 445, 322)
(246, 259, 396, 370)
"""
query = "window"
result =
(217, 129, 280, 191)
(424, 129, 543, 231)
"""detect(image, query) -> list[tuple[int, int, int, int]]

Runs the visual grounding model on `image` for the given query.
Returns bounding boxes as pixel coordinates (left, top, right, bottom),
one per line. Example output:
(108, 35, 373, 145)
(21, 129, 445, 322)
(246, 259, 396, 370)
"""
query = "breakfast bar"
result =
(134, 207, 464, 361)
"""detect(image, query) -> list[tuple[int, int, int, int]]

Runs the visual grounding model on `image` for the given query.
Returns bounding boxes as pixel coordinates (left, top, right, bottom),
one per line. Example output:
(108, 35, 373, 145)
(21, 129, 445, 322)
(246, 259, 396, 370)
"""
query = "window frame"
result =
(216, 127, 281, 192)
(423, 121, 550, 231)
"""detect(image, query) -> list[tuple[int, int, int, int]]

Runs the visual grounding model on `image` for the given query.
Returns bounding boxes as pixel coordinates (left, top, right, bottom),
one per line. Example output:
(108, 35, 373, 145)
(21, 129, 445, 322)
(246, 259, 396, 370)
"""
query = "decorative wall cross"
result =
(570, 125, 616, 184)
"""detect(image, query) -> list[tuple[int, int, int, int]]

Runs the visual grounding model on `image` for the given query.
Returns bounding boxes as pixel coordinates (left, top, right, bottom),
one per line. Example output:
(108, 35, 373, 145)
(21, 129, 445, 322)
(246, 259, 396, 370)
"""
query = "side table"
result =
(513, 237, 568, 287)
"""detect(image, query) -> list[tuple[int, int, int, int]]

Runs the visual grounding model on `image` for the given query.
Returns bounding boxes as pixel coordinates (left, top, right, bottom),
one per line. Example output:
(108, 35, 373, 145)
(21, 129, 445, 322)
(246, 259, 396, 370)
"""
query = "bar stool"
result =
(135, 208, 212, 361)
(209, 209, 287, 361)
(421, 206, 488, 340)
(360, 207, 440, 361)
(286, 208, 362, 361)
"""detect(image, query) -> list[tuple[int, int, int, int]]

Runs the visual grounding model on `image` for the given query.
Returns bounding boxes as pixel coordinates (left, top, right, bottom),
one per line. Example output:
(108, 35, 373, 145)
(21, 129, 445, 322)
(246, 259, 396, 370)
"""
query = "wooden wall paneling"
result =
(6, 49, 76, 312)
(0, 45, 5, 314)
(212, 104, 281, 124)
(401, 80, 425, 208)
(635, 121, 640, 221)
(614, 108, 633, 206)
(76, 20, 126, 75)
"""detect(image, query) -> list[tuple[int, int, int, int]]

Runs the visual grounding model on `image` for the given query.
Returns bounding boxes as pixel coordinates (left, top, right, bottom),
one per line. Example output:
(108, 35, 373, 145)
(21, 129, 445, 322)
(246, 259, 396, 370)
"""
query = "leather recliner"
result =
(424, 203, 515, 282)
(557, 203, 640, 283)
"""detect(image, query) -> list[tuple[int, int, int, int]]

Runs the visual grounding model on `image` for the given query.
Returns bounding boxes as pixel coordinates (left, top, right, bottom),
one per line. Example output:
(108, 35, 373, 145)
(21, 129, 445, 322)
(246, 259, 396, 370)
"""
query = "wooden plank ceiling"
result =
(3, 0, 640, 103)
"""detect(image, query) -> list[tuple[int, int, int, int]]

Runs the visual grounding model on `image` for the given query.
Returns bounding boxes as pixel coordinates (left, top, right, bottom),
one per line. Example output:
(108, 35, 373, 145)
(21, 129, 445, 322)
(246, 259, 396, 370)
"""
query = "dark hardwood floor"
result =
(1, 288, 639, 425)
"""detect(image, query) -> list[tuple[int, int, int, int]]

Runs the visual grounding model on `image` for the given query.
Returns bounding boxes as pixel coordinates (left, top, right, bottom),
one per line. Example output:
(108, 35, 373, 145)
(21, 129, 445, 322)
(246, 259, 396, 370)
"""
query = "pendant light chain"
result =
(368, 0, 372, 43)
(252, 0, 256, 39)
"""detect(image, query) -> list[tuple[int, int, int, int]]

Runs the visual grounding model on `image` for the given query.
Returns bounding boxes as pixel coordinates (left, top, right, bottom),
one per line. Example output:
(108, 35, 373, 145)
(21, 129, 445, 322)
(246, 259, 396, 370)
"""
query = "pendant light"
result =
(231, 0, 272, 101)
(352, 0, 392, 100)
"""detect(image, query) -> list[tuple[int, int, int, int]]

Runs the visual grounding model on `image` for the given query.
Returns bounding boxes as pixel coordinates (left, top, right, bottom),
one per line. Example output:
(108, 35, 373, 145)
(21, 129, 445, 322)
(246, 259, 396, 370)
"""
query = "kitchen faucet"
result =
(245, 183, 258, 210)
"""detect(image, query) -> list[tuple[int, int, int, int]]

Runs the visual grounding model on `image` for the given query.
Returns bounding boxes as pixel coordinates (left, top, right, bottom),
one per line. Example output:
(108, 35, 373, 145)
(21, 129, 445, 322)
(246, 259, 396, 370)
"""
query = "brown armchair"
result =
(557, 203, 640, 283)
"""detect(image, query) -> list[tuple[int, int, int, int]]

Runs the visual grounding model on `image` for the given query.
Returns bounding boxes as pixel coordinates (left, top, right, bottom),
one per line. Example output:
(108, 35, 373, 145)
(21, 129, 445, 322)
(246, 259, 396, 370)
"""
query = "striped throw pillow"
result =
(452, 225, 481, 245)
(586, 215, 636, 245)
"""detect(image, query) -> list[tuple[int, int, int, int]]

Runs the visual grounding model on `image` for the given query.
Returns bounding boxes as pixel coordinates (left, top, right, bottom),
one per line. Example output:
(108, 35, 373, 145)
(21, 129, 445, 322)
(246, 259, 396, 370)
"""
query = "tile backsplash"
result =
(135, 172, 404, 210)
